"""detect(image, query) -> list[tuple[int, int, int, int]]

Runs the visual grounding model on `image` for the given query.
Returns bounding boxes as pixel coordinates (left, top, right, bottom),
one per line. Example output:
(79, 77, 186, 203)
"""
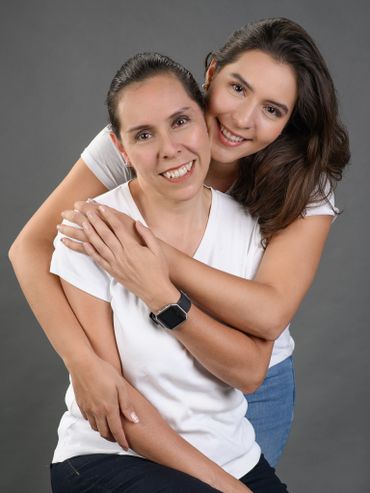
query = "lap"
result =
(50, 454, 221, 493)
(51, 454, 288, 493)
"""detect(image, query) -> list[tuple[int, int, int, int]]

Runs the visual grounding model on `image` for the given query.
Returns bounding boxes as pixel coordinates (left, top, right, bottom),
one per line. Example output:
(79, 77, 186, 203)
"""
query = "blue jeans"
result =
(245, 356, 295, 468)
(51, 454, 288, 492)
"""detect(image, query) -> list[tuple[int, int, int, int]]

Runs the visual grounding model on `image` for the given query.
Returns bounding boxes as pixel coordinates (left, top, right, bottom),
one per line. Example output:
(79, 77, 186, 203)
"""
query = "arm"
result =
(65, 209, 272, 393)
(62, 202, 332, 342)
(162, 215, 333, 340)
(61, 278, 251, 493)
(8, 159, 139, 447)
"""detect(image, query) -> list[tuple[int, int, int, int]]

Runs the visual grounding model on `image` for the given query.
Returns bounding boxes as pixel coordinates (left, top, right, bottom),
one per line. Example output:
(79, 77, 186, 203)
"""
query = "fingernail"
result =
(56, 224, 61, 230)
(130, 412, 140, 423)
(98, 206, 106, 213)
(82, 221, 90, 230)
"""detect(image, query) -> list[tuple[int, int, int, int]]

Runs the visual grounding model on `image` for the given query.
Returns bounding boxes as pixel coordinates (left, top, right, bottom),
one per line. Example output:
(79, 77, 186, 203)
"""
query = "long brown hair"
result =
(206, 18, 350, 244)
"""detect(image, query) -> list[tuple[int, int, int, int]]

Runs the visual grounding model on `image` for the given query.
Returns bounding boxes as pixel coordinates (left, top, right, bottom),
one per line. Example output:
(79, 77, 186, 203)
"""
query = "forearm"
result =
(172, 305, 272, 393)
(119, 382, 249, 493)
(162, 243, 282, 340)
(9, 238, 95, 369)
(161, 216, 332, 341)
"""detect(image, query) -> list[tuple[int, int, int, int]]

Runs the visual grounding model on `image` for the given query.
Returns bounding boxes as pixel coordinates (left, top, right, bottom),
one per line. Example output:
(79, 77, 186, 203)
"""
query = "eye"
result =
(135, 130, 152, 141)
(231, 83, 245, 94)
(173, 115, 190, 127)
(264, 105, 282, 118)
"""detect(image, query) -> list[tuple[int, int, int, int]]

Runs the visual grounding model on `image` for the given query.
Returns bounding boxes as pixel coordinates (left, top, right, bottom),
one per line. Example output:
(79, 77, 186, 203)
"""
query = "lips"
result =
(160, 160, 194, 181)
(216, 120, 251, 147)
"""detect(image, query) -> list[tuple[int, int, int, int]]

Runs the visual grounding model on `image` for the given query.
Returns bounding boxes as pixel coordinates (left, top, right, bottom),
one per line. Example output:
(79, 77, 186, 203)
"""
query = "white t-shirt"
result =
(50, 185, 262, 477)
(81, 126, 339, 367)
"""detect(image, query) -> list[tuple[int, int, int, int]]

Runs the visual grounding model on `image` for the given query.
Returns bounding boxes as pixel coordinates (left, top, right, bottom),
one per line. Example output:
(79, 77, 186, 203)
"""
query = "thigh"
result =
(240, 455, 289, 493)
(245, 356, 295, 467)
(50, 454, 222, 493)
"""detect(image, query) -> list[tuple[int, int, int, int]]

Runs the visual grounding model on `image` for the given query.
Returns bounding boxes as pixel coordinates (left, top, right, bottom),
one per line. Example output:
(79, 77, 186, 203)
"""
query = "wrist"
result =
(145, 284, 181, 313)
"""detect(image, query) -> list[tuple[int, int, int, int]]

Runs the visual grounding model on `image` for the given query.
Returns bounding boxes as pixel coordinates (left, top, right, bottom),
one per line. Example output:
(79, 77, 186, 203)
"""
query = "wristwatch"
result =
(149, 291, 191, 330)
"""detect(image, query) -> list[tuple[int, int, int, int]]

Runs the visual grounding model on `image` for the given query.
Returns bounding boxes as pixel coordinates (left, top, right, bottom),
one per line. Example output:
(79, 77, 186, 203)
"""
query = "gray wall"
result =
(1, 1, 369, 491)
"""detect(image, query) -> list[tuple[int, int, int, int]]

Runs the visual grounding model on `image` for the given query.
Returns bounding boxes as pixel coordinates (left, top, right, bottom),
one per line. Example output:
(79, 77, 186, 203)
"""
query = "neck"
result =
(129, 180, 212, 255)
(205, 159, 239, 193)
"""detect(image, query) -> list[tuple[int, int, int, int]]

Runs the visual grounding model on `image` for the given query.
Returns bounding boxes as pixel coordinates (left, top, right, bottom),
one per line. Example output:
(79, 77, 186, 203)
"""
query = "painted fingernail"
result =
(130, 412, 140, 423)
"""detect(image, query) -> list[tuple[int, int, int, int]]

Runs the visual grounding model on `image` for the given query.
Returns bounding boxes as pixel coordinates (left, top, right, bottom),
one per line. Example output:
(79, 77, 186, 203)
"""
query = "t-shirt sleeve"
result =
(81, 126, 131, 190)
(303, 180, 339, 220)
(50, 222, 111, 302)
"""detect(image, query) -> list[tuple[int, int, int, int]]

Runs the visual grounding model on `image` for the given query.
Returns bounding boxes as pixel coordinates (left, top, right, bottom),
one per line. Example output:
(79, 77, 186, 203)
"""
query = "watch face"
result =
(157, 304, 187, 329)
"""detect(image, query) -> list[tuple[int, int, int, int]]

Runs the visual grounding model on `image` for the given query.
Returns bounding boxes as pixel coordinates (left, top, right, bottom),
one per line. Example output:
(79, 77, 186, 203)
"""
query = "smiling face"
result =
(113, 73, 211, 204)
(205, 49, 298, 166)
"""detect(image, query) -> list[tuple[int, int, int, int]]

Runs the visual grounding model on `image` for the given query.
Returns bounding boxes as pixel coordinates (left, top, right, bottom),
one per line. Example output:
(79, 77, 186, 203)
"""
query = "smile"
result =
(161, 161, 194, 181)
(217, 121, 251, 147)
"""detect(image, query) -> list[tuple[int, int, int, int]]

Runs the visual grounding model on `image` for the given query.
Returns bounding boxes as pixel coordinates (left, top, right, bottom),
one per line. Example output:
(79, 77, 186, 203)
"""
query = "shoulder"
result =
(92, 182, 133, 214)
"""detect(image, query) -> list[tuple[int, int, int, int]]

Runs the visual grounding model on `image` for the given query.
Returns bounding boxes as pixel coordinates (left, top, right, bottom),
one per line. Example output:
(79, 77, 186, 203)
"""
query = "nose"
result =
(232, 100, 256, 129)
(159, 132, 182, 160)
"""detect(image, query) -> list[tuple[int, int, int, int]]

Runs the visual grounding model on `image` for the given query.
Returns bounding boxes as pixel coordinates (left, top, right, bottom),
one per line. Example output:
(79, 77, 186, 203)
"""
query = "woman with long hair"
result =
(9, 17, 349, 468)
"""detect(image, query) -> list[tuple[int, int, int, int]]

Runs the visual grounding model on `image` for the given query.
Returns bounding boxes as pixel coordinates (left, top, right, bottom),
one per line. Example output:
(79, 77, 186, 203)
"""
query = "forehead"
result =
(221, 49, 297, 107)
(117, 74, 197, 130)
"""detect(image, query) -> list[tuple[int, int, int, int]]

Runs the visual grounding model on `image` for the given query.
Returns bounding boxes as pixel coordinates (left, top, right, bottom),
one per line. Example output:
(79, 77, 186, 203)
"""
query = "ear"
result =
(109, 131, 130, 164)
(204, 58, 218, 90)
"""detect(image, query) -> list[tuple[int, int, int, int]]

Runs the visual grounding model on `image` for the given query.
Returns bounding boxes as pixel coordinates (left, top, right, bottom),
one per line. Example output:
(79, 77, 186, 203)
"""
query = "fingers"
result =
(106, 411, 130, 451)
(84, 212, 123, 253)
(57, 223, 87, 242)
(117, 387, 140, 425)
(60, 236, 86, 254)
(73, 200, 102, 216)
(80, 217, 118, 263)
(61, 209, 88, 227)
(98, 206, 141, 245)
(135, 221, 160, 253)
(95, 415, 115, 443)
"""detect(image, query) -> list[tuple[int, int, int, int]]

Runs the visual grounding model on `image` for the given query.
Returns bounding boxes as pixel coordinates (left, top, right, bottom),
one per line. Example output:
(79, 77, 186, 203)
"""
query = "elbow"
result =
(259, 311, 291, 341)
(8, 236, 22, 267)
(236, 365, 269, 395)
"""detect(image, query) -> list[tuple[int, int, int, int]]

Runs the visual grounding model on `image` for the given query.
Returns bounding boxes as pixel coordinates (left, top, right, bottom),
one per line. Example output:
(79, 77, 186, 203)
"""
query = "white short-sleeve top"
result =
(81, 126, 338, 367)
(50, 185, 263, 477)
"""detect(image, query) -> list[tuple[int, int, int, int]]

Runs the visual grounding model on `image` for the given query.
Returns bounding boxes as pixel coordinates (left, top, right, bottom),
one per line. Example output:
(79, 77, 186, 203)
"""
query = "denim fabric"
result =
(245, 356, 295, 468)
(50, 454, 288, 492)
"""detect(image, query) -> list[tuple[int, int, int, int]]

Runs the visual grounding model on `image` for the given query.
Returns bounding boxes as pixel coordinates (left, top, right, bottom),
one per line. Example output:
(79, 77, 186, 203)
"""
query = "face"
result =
(205, 49, 298, 165)
(113, 74, 210, 203)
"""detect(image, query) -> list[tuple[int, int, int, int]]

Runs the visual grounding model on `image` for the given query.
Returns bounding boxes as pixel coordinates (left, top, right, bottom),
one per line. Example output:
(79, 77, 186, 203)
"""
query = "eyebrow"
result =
(230, 73, 289, 114)
(127, 106, 192, 134)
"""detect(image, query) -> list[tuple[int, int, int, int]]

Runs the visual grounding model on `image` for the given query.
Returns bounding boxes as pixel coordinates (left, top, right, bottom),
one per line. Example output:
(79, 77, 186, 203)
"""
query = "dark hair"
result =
(107, 52, 205, 139)
(206, 17, 350, 244)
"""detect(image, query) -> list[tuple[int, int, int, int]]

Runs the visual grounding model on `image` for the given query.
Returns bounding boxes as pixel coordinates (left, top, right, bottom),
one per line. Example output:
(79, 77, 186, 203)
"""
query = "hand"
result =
(63, 202, 178, 310)
(68, 352, 139, 451)
(57, 201, 140, 254)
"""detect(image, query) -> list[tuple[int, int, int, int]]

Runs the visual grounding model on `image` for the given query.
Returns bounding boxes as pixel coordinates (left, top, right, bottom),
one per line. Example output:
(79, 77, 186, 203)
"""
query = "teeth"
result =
(220, 124, 244, 143)
(163, 161, 193, 179)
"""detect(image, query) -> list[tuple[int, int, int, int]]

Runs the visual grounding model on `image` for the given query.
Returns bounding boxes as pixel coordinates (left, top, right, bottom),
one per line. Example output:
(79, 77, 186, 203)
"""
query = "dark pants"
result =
(50, 453, 288, 492)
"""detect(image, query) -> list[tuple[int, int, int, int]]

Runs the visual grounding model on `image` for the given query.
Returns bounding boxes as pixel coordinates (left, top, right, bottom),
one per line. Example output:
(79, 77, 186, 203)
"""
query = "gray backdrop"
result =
(1, 1, 369, 492)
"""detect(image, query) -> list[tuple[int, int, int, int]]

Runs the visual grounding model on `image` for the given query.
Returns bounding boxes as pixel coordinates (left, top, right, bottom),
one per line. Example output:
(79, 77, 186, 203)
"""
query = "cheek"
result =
(207, 86, 232, 117)
(257, 119, 287, 145)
